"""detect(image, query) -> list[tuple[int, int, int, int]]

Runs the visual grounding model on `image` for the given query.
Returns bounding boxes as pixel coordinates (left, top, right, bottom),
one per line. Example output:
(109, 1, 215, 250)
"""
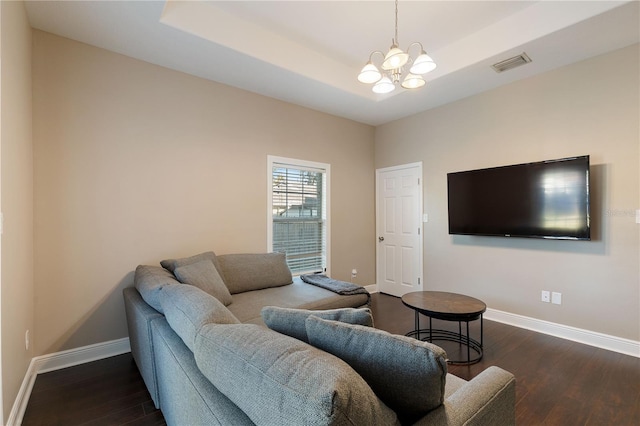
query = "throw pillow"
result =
(217, 252, 293, 294)
(261, 306, 373, 343)
(159, 284, 240, 352)
(160, 251, 225, 281)
(174, 260, 233, 306)
(194, 323, 398, 426)
(305, 316, 448, 419)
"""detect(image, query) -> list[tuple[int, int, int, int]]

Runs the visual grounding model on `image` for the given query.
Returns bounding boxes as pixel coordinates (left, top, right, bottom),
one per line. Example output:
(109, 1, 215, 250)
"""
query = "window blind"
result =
(272, 164, 326, 275)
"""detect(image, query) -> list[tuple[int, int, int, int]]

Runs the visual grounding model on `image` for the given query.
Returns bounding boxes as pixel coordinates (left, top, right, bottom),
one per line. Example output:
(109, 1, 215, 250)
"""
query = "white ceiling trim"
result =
(160, 0, 370, 99)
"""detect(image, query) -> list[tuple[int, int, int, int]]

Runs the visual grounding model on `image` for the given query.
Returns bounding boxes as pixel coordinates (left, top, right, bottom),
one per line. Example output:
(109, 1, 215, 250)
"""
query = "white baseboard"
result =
(6, 357, 38, 426)
(485, 308, 640, 358)
(33, 337, 131, 374)
(8, 337, 131, 426)
(364, 284, 378, 293)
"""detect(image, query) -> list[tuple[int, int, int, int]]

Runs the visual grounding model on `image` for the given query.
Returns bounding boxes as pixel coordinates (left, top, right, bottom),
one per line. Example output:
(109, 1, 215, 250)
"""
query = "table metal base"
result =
(406, 311, 483, 365)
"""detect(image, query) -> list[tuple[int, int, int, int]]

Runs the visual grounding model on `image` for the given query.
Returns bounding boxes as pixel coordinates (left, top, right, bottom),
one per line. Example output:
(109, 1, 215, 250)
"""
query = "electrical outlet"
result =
(25, 329, 30, 351)
(541, 290, 550, 303)
(552, 292, 562, 305)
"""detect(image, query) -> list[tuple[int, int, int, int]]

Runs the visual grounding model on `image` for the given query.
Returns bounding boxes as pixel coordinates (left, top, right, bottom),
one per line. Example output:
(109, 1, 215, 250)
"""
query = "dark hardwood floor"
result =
(22, 353, 165, 426)
(22, 293, 640, 425)
(371, 293, 640, 425)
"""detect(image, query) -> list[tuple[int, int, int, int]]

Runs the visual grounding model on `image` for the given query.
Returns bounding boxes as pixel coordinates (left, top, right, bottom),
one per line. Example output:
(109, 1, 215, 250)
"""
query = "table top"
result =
(401, 291, 486, 321)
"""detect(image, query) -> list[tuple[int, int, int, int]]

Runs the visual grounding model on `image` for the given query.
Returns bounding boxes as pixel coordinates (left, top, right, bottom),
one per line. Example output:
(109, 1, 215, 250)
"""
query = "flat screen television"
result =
(447, 155, 590, 240)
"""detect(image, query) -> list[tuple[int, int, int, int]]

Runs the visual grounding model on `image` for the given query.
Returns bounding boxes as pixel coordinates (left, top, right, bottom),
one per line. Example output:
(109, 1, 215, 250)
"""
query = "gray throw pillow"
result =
(305, 316, 448, 419)
(160, 251, 225, 281)
(194, 323, 398, 426)
(160, 284, 240, 352)
(174, 260, 233, 306)
(261, 306, 373, 343)
(217, 252, 292, 294)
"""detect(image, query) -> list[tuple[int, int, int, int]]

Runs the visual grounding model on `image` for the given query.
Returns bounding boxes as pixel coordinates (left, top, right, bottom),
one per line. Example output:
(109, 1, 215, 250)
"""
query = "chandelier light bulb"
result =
(358, 62, 383, 84)
(401, 74, 426, 89)
(372, 76, 395, 94)
(382, 46, 409, 71)
(410, 52, 437, 74)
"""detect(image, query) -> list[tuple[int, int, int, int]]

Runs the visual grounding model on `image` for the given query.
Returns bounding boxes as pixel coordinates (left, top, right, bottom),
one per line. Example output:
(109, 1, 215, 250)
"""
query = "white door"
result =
(376, 163, 423, 297)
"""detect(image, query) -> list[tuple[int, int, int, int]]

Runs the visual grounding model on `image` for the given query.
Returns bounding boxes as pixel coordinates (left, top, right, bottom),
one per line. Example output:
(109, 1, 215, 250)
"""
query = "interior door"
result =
(376, 163, 423, 297)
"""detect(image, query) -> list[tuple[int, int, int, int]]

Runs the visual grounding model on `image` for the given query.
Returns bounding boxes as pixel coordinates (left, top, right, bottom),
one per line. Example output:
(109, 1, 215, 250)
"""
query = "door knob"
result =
(378, 236, 385, 242)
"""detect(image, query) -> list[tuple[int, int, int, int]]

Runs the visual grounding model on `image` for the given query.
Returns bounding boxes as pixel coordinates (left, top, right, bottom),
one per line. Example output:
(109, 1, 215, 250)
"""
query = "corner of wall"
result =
(1, 0, 35, 424)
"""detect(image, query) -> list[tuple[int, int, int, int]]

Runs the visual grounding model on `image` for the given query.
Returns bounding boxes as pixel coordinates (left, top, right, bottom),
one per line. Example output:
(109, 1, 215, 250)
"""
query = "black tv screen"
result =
(447, 156, 590, 240)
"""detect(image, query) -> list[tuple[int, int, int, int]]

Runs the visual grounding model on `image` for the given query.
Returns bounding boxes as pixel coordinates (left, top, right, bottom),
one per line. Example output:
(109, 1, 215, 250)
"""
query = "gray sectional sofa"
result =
(124, 251, 516, 425)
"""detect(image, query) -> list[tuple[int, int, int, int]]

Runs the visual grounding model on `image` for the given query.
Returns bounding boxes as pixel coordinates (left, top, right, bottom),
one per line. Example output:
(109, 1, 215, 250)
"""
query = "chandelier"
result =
(357, 0, 436, 94)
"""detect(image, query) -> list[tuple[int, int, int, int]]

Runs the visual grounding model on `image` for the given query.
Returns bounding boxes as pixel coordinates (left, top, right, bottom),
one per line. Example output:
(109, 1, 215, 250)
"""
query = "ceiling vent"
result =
(491, 53, 532, 73)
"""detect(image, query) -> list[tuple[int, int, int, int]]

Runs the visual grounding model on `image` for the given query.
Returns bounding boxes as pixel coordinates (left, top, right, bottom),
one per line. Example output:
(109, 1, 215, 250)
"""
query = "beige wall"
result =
(376, 44, 640, 341)
(32, 31, 376, 355)
(1, 0, 34, 422)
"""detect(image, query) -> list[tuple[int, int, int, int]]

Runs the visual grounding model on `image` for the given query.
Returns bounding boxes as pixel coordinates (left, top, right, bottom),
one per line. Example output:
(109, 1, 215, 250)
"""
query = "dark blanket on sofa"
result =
(300, 274, 371, 305)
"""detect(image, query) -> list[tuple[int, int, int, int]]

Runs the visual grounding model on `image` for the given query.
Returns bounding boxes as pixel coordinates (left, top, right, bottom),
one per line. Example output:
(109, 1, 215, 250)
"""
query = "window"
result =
(267, 156, 330, 275)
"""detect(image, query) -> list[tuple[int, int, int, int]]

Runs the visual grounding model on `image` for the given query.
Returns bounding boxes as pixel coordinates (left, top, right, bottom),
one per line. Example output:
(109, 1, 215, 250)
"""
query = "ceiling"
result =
(25, 1, 640, 126)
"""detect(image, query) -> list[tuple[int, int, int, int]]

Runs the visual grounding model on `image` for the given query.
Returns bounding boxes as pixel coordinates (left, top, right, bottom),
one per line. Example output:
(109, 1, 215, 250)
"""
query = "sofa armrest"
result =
(123, 287, 164, 408)
(412, 366, 515, 426)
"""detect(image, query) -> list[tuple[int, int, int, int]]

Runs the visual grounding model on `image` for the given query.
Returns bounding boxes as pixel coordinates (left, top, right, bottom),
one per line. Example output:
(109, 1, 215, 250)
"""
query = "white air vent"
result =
(491, 53, 532, 73)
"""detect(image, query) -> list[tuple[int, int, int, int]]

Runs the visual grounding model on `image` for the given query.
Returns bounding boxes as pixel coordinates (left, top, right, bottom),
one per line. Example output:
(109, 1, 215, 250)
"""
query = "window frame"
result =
(267, 155, 331, 276)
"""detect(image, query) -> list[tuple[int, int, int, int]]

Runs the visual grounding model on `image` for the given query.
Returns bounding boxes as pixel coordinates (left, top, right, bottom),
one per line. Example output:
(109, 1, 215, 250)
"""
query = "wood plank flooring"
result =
(22, 353, 165, 426)
(22, 293, 640, 425)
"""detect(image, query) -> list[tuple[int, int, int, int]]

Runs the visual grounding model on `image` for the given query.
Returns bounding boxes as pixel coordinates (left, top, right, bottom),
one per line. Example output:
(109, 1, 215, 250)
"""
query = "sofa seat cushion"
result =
(160, 284, 240, 352)
(194, 323, 399, 426)
(261, 306, 374, 343)
(305, 316, 448, 422)
(134, 265, 181, 313)
(217, 252, 292, 294)
(228, 278, 369, 324)
(173, 260, 233, 306)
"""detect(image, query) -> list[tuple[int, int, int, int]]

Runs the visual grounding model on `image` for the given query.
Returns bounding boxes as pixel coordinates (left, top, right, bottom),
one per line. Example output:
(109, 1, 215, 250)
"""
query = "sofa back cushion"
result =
(261, 306, 374, 343)
(305, 316, 448, 421)
(194, 323, 398, 426)
(160, 284, 240, 352)
(134, 265, 181, 313)
(217, 252, 293, 294)
(173, 260, 233, 306)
